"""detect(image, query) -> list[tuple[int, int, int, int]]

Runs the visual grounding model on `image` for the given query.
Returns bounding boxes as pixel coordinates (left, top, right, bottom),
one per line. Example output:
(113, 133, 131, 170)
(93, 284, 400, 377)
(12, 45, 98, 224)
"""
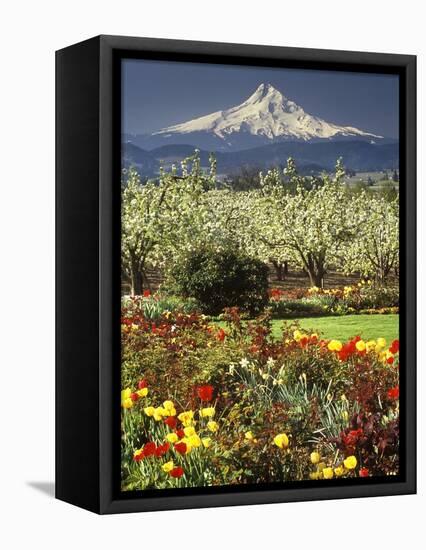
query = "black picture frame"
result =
(56, 34, 416, 514)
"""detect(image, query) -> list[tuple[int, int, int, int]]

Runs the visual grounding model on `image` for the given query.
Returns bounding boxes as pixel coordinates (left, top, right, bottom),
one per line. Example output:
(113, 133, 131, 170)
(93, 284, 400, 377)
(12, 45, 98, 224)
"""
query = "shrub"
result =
(342, 284, 399, 310)
(268, 284, 399, 318)
(269, 299, 328, 319)
(170, 248, 269, 316)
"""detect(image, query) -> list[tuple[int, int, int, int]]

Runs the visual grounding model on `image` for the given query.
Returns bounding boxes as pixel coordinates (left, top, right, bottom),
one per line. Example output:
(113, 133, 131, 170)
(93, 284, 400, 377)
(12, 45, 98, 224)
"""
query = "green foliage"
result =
(342, 285, 399, 310)
(268, 284, 399, 319)
(122, 294, 199, 321)
(269, 299, 328, 318)
(170, 248, 269, 316)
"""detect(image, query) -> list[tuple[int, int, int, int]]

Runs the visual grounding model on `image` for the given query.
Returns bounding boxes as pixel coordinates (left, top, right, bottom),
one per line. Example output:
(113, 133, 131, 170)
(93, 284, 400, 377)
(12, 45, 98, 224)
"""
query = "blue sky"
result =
(122, 58, 399, 138)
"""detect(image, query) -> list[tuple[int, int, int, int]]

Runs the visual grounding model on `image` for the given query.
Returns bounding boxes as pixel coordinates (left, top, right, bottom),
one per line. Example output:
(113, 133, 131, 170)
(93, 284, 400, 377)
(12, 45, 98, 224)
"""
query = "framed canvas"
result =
(56, 35, 416, 514)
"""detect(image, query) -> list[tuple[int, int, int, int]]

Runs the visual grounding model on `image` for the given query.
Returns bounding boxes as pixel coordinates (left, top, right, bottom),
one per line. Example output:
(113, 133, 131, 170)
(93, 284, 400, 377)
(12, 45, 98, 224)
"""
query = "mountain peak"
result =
(247, 82, 285, 102)
(153, 83, 382, 145)
(255, 82, 277, 94)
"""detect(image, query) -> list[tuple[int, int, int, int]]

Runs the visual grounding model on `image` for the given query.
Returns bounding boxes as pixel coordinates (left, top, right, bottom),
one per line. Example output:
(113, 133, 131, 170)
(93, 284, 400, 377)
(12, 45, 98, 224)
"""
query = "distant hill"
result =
(122, 140, 399, 178)
(122, 142, 159, 174)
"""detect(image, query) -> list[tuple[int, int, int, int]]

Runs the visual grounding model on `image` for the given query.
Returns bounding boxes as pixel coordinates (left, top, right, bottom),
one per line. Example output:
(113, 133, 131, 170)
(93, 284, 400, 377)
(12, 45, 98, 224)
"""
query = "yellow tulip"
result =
(122, 398, 133, 409)
(200, 407, 215, 418)
(207, 421, 219, 433)
(144, 406, 155, 417)
(366, 340, 376, 352)
(334, 465, 344, 477)
(293, 329, 303, 342)
(202, 437, 212, 448)
(376, 338, 387, 350)
(136, 387, 148, 398)
(323, 467, 334, 479)
(245, 431, 254, 441)
(343, 455, 357, 470)
(153, 407, 167, 421)
(178, 410, 194, 426)
(121, 388, 132, 401)
(162, 460, 174, 473)
(188, 434, 202, 448)
(183, 426, 196, 437)
(273, 433, 289, 449)
(163, 400, 174, 411)
(166, 433, 178, 444)
(328, 340, 343, 352)
(355, 340, 366, 352)
(310, 451, 320, 464)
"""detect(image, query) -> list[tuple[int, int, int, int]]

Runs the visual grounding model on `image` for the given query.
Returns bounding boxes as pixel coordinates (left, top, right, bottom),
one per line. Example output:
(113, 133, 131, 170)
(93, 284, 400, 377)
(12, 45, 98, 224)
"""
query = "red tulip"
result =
(169, 466, 184, 478)
(389, 339, 400, 354)
(300, 336, 308, 347)
(143, 442, 156, 457)
(174, 442, 187, 455)
(155, 442, 170, 458)
(387, 386, 399, 400)
(164, 416, 177, 429)
(197, 385, 214, 402)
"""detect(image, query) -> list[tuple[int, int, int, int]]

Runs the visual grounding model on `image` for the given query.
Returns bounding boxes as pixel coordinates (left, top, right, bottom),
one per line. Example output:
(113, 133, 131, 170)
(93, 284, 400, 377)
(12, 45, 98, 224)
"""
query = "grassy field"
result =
(272, 314, 399, 342)
(216, 314, 399, 343)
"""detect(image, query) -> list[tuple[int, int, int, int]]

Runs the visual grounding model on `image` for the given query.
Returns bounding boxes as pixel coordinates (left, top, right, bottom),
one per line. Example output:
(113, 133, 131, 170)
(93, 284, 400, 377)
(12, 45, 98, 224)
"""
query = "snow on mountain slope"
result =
(153, 83, 382, 142)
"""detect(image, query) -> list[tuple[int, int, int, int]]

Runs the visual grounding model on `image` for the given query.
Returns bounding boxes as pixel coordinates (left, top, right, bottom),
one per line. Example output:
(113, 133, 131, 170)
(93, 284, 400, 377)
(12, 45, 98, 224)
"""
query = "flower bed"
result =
(268, 282, 399, 318)
(121, 306, 399, 490)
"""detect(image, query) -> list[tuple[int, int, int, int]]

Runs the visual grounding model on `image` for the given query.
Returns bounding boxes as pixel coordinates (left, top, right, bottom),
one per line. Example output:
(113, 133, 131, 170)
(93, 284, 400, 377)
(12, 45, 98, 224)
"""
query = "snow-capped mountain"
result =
(149, 83, 382, 150)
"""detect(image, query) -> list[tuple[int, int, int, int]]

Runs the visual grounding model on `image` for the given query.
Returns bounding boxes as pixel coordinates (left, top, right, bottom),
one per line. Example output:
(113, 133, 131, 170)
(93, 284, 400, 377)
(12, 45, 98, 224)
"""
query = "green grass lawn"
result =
(271, 314, 399, 342)
(216, 314, 399, 343)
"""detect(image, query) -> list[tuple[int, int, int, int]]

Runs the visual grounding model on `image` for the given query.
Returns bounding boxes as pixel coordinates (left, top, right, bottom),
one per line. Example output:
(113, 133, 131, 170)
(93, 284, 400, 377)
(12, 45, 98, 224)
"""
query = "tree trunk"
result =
(130, 268, 143, 296)
(306, 253, 325, 288)
(271, 259, 289, 281)
(271, 260, 284, 281)
(307, 271, 325, 288)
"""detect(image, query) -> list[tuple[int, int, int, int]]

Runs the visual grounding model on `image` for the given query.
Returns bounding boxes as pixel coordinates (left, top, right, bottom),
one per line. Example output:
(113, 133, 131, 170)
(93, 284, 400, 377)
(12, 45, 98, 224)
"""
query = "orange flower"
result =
(216, 328, 226, 342)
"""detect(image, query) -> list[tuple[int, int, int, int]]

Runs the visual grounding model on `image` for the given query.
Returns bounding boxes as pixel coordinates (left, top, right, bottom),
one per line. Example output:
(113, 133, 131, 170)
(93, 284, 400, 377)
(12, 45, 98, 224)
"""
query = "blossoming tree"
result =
(343, 194, 399, 283)
(250, 158, 356, 287)
(121, 152, 216, 295)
